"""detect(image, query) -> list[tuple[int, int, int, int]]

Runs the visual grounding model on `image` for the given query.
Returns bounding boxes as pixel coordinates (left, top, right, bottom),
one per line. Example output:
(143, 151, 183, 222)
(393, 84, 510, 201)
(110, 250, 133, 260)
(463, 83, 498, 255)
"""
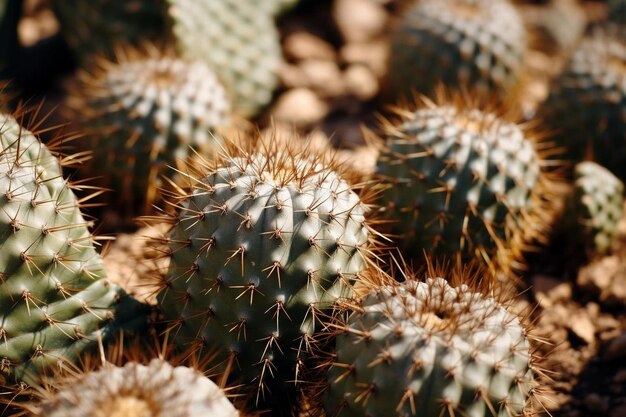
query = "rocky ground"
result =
(8, 0, 626, 416)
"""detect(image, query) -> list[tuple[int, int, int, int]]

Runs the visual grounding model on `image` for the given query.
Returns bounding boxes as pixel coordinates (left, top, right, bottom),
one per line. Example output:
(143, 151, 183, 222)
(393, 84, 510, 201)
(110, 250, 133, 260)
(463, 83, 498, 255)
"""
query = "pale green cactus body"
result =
(376, 105, 544, 272)
(34, 359, 240, 417)
(70, 55, 231, 215)
(325, 278, 534, 417)
(168, 0, 281, 117)
(0, 114, 146, 385)
(157, 147, 371, 411)
(387, 0, 526, 99)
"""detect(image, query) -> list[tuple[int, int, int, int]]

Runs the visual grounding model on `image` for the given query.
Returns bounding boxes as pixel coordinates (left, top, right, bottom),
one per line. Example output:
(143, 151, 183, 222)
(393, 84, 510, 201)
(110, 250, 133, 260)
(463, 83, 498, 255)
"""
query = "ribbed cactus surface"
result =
(0, 114, 145, 385)
(168, 0, 281, 117)
(387, 0, 526, 99)
(325, 277, 534, 417)
(69, 54, 231, 215)
(33, 359, 240, 417)
(157, 142, 371, 410)
(376, 103, 544, 272)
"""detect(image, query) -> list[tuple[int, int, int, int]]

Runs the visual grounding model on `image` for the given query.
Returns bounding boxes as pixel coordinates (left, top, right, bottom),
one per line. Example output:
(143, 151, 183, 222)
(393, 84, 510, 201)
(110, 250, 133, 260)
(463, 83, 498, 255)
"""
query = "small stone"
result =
(283, 31, 337, 62)
(612, 403, 626, 417)
(604, 332, 626, 362)
(279, 63, 307, 89)
(340, 40, 389, 77)
(613, 369, 626, 384)
(344, 64, 379, 101)
(300, 59, 346, 98)
(333, 0, 387, 43)
(532, 275, 571, 308)
(568, 312, 595, 345)
(584, 393, 609, 413)
(271, 88, 329, 127)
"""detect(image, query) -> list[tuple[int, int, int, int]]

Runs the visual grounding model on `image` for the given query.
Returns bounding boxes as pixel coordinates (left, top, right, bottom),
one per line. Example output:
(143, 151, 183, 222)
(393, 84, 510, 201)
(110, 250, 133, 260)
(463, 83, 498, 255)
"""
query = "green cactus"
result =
(539, 26, 626, 181)
(156, 139, 372, 412)
(565, 161, 624, 254)
(387, 0, 526, 100)
(0, 114, 147, 385)
(376, 101, 551, 273)
(67, 53, 231, 216)
(168, 0, 281, 117)
(324, 276, 536, 417)
(29, 359, 240, 417)
(49, 0, 167, 65)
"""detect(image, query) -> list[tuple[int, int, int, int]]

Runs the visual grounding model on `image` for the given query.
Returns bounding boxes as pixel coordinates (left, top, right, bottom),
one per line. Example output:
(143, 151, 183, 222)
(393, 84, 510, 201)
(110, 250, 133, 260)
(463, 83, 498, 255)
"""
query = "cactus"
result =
(539, 26, 626, 181)
(376, 100, 552, 273)
(155, 137, 373, 412)
(0, 113, 147, 385)
(28, 359, 239, 417)
(49, 0, 167, 65)
(168, 0, 281, 117)
(565, 161, 624, 255)
(324, 275, 536, 417)
(67, 52, 231, 216)
(387, 0, 526, 100)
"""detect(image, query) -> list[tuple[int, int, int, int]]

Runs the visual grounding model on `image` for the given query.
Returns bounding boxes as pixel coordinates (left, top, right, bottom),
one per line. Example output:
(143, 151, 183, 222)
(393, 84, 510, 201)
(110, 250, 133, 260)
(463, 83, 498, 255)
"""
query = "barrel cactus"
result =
(324, 276, 537, 417)
(376, 100, 551, 273)
(49, 0, 167, 65)
(0, 114, 147, 385)
(168, 0, 281, 117)
(67, 52, 231, 216)
(539, 26, 626, 181)
(387, 0, 526, 100)
(156, 138, 373, 412)
(565, 161, 624, 255)
(27, 359, 239, 417)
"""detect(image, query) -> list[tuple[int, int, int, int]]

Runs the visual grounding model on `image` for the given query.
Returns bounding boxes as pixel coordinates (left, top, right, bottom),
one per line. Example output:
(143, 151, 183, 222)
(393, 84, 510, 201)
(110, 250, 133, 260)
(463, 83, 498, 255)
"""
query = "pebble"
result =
(344, 64, 379, 101)
(333, 0, 388, 43)
(283, 31, 337, 62)
(300, 59, 346, 97)
(340, 40, 389, 78)
(604, 332, 626, 362)
(271, 88, 329, 126)
(584, 393, 609, 413)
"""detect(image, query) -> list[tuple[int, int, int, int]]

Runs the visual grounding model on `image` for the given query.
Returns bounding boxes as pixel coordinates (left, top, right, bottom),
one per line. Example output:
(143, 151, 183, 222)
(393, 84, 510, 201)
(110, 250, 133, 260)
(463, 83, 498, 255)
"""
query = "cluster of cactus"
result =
(539, 25, 626, 181)
(67, 50, 231, 215)
(0, 114, 147, 385)
(156, 139, 372, 411)
(563, 162, 625, 255)
(387, 0, 526, 100)
(375, 100, 551, 273)
(323, 275, 535, 417)
(168, 0, 282, 117)
(29, 359, 240, 417)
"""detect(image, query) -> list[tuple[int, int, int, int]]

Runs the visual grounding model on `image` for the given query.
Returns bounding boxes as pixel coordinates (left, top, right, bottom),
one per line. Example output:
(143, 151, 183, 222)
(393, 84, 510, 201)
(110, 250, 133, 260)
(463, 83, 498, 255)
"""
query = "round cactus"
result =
(67, 52, 231, 216)
(156, 138, 373, 412)
(566, 161, 624, 254)
(324, 276, 536, 417)
(168, 0, 282, 117)
(539, 26, 626, 181)
(387, 0, 526, 100)
(376, 101, 551, 273)
(0, 114, 147, 385)
(49, 0, 167, 65)
(30, 359, 240, 417)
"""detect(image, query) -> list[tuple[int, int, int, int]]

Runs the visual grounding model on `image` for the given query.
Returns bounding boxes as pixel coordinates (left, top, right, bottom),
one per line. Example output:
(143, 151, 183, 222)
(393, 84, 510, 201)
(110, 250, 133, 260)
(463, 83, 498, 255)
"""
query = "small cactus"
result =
(155, 136, 375, 412)
(168, 0, 282, 117)
(28, 359, 240, 417)
(66, 51, 231, 216)
(539, 26, 626, 181)
(324, 273, 538, 417)
(565, 161, 624, 255)
(375, 98, 553, 273)
(387, 0, 526, 100)
(0, 113, 147, 385)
